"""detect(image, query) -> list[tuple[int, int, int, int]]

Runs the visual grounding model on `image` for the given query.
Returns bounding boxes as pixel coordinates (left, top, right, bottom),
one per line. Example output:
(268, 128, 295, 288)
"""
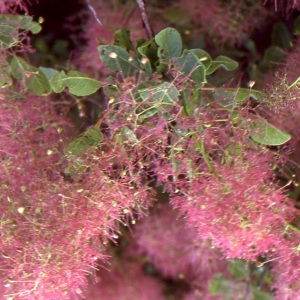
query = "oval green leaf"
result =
(155, 27, 182, 63)
(175, 49, 206, 84)
(28, 68, 51, 95)
(64, 127, 103, 156)
(98, 45, 140, 77)
(251, 119, 291, 146)
(65, 70, 101, 96)
(206, 55, 238, 75)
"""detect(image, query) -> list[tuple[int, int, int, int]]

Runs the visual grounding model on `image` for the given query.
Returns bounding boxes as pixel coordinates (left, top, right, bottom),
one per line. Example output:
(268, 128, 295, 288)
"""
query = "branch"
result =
(135, 0, 154, 39)
(86, 0, 102, 26)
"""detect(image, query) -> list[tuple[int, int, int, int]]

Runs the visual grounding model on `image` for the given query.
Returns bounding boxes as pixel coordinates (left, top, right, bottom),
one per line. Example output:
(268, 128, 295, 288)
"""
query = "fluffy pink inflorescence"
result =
(171, 150, 296, 260)
(0, 0, 29, 13)
(0, 89, 153, 299)
(181, 0, 271, 47)
(82, 249, 165, 300)
(132, 202, 228, 298)
(271, 249, 300, 300)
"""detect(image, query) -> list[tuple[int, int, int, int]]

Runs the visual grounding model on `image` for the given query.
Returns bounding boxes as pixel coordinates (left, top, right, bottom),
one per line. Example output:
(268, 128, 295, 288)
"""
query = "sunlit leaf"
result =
(10, 56, 31, 80)
(98, 45, 140, 77)
(155, 27, 182, 63)
(49, 70, 67, 93)
(11, 57, 51, 95)
(0, 24, 18, 49)
(28, 69, 51, 95)
(175, 49, 206, 84)
(137, 82, 179, 121)
(189, 48, 212, 70)
(42, 69, 101, 96)
(0, 15, 41, 49)
(65, 70, 101, 96)
(206, 55, 238, 75)
(251, 119, 291, 146)
(213, 88, 265, 108)
(137, 39, 158, 78)
(139, 82, 179, 105)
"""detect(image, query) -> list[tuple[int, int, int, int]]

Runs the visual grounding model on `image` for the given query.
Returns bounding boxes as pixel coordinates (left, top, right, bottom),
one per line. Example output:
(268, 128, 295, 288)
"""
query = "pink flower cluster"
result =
(181, 0, 271, 47)
(0, 89, 153, 298)
(0, 0, 29, 13)
(132, 202, 228, 299)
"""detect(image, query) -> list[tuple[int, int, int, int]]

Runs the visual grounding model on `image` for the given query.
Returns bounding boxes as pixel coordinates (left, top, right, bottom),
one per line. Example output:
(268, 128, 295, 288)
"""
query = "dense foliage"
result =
(2, 0, 300, 299)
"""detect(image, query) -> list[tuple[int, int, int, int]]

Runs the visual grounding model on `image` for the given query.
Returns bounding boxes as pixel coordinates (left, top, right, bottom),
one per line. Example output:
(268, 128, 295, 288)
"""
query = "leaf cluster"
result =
(96, 27, 290, 148)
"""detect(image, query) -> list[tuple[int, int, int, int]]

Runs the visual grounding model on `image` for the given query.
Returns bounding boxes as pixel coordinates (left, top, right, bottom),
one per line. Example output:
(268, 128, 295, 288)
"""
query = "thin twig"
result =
(135, 0, 154, 39)
(257, 265, 268, 290)
(86, 0, 102, 26)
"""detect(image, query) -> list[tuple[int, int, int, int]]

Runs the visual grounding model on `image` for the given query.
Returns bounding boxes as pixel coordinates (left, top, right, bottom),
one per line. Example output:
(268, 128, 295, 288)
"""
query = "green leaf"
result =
(132, 80, 157, 102)
(43, 69, 101, 96)
(0, 16, 36, 49)
(272, 22, 292, 50)
(294, 15, 300, 35)
(243, 39, 257, 55)
(181, 89, 193, 116)
(228, 260, 247, 280)
(11, 57, 51, 95)
(208, 274, 229, 295)
(0, 15, 41, 38)
(10, 56, 31, 80)
(180, 88, 201, 116)
(139, 82, 179, 105)
(175, 49, 206, 84)
(122, 127, 139, 144)
(64, 127, 103, 156)
(39, 67, 57, 79)
(206, 55, 238, 75)
(98, 45, 140, 77)
(137, 39, 158, 65)
(0, 73, 12, 88)
(113, 27, 135, 51)
(189, 49, 212, 70)
(102, 76, 121, 99)
(28, 68, 51, 95)
(251, 119, 291, 146)
(137, 39, 159, 78)
(0, 24, 18, 49)
(49, 70, 68, 93)
(65, 70, 101, 96)
(214, 88, 265, 108)
(137, 82, 179, 120)
(155, 27, 182, 63)
(262, 46, 286, 64)
(252, 288, 271, 300)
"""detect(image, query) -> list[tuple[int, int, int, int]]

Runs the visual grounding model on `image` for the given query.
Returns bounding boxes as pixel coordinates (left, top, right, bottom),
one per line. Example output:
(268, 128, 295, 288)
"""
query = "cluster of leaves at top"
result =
(2, 12, 300, 299)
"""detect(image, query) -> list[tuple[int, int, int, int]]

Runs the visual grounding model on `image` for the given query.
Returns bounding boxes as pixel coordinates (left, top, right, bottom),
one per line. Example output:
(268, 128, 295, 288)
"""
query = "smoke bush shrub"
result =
(2, 1, 300, 299)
